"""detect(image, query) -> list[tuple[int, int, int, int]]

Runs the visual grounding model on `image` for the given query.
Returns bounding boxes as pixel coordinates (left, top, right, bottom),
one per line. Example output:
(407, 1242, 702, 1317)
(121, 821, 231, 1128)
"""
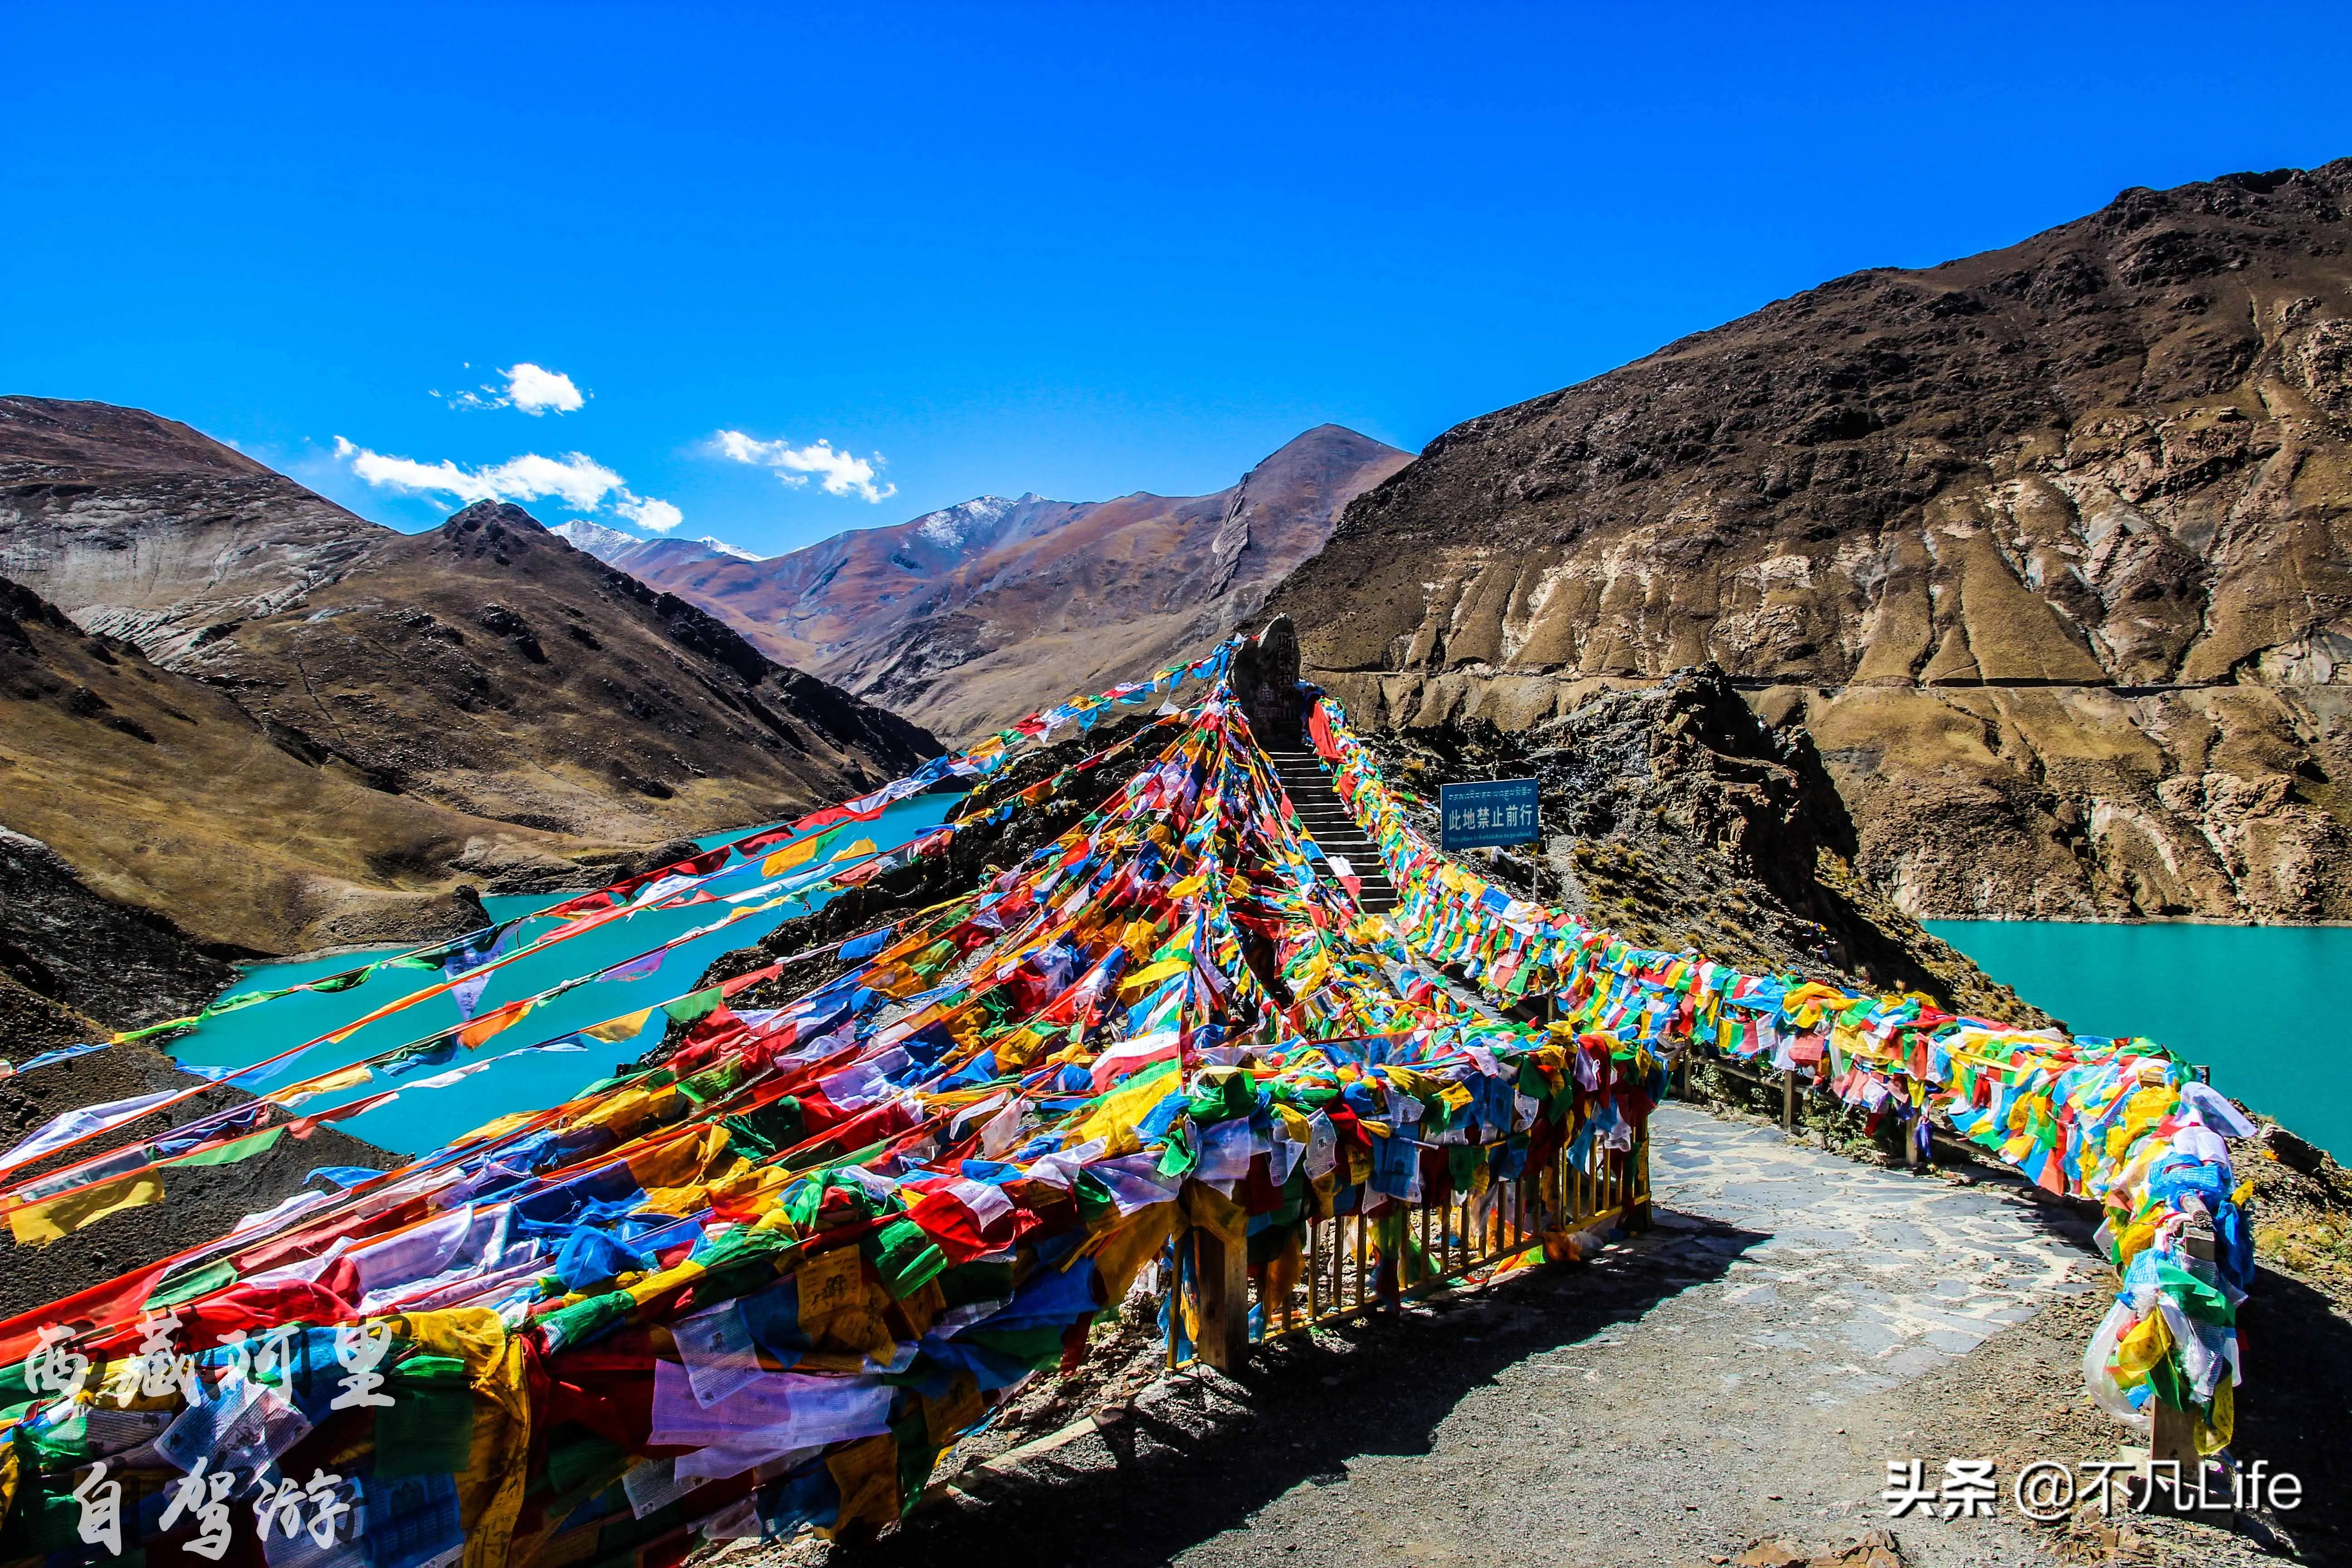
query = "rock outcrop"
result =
(1360, 667, 2038, 1019)
(1274, 164, 2352, 921)
(0, 822, 240, 1039)
(621, 425, 1412, 743)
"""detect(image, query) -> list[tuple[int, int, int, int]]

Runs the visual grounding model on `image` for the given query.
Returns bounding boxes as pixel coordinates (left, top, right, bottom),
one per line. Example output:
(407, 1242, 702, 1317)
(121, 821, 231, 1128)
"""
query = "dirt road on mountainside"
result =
(800, 1102, 2339, 1568)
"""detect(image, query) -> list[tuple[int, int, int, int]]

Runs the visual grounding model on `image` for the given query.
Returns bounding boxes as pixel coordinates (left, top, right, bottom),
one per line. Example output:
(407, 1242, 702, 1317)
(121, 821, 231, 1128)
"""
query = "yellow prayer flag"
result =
(451, 1111, 541, 1148)
(583, 1008, 654, 1043)
(760, 826, 842, 876)
(796, 1243, 892, 1358)
(923, 1373, 985, 1449)
(1074, 1060, 1179, 1149)
(2113, 1311, 2172, 1378)
(626, 1124, 733, 1192)
(823, 1434, 904, 1536)
(828, 838, 879, 862)
(9, 1171, 165, 1244)
(1118, 955, 1193, 995)
(265, 1062, 373, 1107)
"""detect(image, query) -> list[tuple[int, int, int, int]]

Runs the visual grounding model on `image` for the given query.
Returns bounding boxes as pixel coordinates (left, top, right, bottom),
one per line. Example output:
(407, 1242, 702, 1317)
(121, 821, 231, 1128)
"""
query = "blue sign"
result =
(1438, 778, 1540, 851)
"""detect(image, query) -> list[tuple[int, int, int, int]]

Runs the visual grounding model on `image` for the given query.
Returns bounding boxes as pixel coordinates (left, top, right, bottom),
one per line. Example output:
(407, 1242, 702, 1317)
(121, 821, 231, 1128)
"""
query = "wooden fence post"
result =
(1192, 1225, 1252, 1370)
(1780, 1069, 1796, 1133)
(1629, 1131, 1653, 1232)
(1183, 1183, 1253, 1371)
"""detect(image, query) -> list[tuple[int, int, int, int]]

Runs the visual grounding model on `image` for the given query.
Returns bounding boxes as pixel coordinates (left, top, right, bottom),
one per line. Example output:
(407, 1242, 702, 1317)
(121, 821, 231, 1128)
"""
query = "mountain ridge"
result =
(550, 521, 760, 573)
(624, 423, 1411, 741)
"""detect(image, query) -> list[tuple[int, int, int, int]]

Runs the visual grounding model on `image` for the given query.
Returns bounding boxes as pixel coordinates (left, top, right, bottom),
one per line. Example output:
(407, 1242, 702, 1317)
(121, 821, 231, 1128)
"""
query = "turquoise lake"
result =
(1926, 920, 2352, 1160)
(167, 794, 959, 1156)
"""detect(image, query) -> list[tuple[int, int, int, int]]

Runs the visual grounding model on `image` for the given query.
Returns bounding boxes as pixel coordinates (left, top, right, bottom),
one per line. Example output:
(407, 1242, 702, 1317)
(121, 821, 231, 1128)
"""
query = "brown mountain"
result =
(619, 425, 1411, 742)
(0, 397, 938, 966)
(1274, 162, 2352, 923)
(0, 569, 523, 979)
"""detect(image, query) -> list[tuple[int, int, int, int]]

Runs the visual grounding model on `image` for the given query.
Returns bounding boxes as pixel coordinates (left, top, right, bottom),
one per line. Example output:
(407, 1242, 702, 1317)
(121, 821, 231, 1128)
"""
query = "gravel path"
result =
(831, 1102, 2160, 1568)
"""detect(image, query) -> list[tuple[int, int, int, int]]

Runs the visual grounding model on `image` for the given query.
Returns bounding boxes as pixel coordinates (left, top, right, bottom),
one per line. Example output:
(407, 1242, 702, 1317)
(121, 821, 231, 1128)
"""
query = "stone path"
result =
(838, 1102, 2117, 1568)
(1646, 1105, 2094, 1397)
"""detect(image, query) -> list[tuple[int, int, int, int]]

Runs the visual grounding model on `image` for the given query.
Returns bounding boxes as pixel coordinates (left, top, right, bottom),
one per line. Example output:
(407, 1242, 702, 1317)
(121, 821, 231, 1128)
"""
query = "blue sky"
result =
(4, 2, 2347, 556)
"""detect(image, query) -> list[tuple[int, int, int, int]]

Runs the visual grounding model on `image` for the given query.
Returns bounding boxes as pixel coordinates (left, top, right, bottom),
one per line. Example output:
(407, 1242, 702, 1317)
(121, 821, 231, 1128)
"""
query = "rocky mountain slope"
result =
(0, 397, 385, 662)
(0, 569, 522, 962)
(162, 499, 936, 836)
(1274, 163, 2352, 922)
(618, 424, 1411, 743)
(0, 398, 939, 969)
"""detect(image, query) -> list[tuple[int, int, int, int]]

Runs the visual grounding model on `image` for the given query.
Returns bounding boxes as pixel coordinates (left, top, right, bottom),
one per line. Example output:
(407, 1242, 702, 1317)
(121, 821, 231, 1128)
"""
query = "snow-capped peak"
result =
(696, 535, 763, 562)
(913, 495, 1017, 553)
(551, 519, 642, 561)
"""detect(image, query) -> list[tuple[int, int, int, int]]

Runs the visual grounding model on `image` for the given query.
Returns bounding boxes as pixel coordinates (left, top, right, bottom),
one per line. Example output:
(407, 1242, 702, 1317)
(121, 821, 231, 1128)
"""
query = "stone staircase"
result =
(1263, 748, 1401, 916)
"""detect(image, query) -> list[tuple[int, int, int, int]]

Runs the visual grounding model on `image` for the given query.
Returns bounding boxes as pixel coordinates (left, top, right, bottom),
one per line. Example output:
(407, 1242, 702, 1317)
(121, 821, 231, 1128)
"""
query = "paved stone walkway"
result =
(1646, 1104, 2096, 1397)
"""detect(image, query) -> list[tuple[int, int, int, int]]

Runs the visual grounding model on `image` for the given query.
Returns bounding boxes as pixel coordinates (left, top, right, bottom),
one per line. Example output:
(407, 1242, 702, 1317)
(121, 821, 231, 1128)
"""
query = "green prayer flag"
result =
(175, 1126, 285, 1167)
(145, 1257, 238, 1310)
(865, 1216, 947, 1300)
(375, 1380, 476, 1475)
(663, 987, 723, 1025)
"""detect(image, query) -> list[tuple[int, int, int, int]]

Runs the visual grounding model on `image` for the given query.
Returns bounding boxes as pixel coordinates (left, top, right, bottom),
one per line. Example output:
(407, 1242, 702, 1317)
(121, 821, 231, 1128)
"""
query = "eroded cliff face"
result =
(1788, 683, 2352, 922)
(0, 398, 383, 662)
(1279, 164, 2352, 921)
(1358, 671, 2041, 1018)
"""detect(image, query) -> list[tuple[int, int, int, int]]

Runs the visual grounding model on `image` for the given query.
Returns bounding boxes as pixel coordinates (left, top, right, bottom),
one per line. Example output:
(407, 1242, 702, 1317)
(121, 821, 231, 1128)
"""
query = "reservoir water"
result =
(167, 794, 959, 1156)
(1926, 920, 2352, 1161)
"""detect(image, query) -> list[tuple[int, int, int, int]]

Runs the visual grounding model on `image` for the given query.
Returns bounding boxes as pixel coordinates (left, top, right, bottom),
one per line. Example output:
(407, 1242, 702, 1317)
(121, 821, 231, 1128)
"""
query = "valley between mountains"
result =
(0, 398, 936, 1048)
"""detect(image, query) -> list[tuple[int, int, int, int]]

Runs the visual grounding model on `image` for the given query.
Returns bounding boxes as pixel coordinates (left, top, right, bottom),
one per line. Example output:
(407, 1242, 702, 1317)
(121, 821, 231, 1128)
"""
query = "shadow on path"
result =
(2234, 1264, 2352, 1564)
(836, 1211, 1767, 1568)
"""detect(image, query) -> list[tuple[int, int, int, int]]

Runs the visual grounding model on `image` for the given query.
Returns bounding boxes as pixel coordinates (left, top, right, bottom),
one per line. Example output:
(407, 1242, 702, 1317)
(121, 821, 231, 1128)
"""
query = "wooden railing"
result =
(1157, 1132, 1653, 1370)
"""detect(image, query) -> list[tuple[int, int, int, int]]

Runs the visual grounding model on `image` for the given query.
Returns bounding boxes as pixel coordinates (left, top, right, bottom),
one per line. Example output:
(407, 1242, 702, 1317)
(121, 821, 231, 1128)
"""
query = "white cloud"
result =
(613, 492, 684, 533)
(333, 436, 682, 531)
(713, 429, 896, 503)
(440, 362, 588, 416)
(504, 363, 585, 415)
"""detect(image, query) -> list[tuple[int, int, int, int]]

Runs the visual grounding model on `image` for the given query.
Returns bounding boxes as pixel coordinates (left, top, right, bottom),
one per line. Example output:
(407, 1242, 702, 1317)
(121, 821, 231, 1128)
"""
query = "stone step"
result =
(1259, 747, 1403, 914)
